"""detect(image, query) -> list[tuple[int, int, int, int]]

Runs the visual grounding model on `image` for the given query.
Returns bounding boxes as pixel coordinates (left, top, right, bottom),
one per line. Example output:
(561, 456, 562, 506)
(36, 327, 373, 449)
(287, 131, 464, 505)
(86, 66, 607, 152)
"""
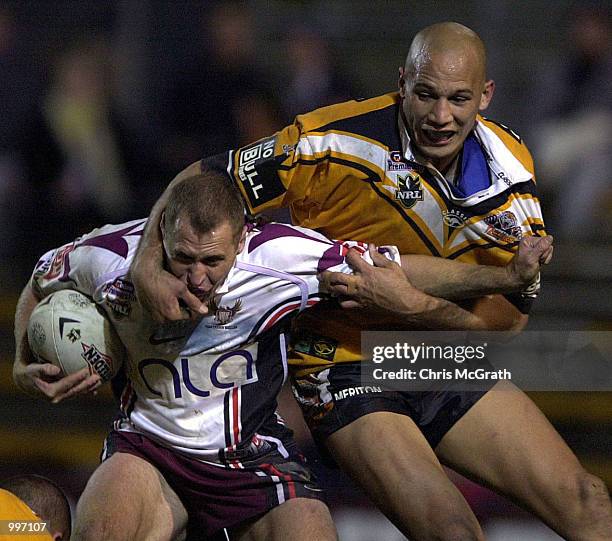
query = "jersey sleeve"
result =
(30, 220, 144, 301)
(204, 103, 384, 221)
(244, 222, 400, 307)
(201, 120, 320, 216)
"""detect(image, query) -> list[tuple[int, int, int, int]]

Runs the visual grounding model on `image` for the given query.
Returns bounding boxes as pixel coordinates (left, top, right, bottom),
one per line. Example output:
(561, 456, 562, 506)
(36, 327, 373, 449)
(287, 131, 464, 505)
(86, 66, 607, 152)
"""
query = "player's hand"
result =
(131, 249, 207, 321)
(318, 245, 421, 313)
(14, 363, 101, 403)
(506, 235, 554, 287)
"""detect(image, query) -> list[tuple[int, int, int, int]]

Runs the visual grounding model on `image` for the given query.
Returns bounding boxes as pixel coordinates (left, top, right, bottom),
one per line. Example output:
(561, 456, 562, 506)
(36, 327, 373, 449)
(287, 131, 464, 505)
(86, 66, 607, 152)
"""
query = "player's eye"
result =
(416, 91, 433, 100)
(451, 95, 469, 103)
(174, 253, 194, 264)
(202, 256, 224, 267)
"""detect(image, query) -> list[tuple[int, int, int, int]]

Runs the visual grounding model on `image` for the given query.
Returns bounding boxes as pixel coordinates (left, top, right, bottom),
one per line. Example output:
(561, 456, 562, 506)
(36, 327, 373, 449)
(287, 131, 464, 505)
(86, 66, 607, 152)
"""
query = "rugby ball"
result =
(27, 290, 124, 382)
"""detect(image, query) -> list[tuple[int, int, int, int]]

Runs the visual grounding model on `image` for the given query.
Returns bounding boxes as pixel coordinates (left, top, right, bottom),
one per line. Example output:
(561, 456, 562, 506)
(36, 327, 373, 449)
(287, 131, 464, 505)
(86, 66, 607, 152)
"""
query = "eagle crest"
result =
(208, 297, 243, 325)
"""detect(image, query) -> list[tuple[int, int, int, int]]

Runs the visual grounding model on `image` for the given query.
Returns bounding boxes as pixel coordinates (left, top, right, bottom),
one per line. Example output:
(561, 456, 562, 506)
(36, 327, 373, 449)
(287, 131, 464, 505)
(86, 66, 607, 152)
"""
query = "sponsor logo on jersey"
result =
(138, 347, 257, 399)
(484, 211, 523, 243)
(148, 333, 186, 345)
(236, 136, 285, 207)
(149, 319, 198, 345)
(496, 170, 513, 187)
(333, 385, 383, 401)
(387, 150, 410, 171)
(395, 171, 424, 209)
(442, 209, 468, 228)
(208, 297, 243, 327)
(293, 333, 337, 361)
(81, 343, 113, 381)
(103, 278, 136, 318)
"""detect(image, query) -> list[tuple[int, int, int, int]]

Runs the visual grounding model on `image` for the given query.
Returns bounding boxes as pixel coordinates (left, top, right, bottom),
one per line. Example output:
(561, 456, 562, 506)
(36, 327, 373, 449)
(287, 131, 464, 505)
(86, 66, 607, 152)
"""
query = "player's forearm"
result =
(400, 254, 520, 301)
(397, 291, 489, 331)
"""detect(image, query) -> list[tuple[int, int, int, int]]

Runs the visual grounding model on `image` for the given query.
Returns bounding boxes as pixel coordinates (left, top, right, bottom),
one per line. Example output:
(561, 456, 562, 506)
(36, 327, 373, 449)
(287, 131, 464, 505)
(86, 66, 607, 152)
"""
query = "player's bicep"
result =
(225, 122, 324, 214)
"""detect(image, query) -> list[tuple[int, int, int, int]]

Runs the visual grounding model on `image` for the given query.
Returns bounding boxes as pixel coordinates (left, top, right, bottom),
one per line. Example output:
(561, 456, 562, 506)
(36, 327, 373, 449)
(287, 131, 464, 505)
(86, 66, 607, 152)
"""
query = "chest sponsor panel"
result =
(135, 342, 259, 401)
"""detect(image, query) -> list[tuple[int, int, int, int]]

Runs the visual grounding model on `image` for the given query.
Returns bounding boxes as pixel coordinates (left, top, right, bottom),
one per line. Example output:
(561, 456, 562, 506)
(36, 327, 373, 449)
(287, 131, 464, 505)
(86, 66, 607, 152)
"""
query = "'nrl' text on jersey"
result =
(32, 220, 398, 463)
(214, 92, 545, 373)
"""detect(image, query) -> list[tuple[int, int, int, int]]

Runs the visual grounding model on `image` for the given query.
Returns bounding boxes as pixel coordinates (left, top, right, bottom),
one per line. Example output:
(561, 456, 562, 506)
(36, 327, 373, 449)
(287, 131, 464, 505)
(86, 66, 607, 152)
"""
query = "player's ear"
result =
(160, 212, 166, 237)
(236, 224, 248, 253)
(479, 79, 495, 111)
(398, 66, 406, 97)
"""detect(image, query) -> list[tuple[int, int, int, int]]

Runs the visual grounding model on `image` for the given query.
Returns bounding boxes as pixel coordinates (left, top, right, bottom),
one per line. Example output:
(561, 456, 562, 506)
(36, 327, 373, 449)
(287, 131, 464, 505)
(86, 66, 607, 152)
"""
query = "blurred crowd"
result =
(0, 1, 356, 287)
(0, 0, 610, 284)
(527, 5, 612, 243)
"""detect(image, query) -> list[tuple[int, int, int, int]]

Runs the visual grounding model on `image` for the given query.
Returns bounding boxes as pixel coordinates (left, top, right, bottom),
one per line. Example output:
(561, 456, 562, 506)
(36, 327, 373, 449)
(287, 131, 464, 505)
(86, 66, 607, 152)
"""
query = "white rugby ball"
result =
(27, 290, 124, 382)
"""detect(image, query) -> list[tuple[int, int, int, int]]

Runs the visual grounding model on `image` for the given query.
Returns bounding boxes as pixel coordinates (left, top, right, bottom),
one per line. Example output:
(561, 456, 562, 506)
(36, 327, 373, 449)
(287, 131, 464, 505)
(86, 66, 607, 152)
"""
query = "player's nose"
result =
(429, 98, 453, 125)
(187, 264, 211, 290)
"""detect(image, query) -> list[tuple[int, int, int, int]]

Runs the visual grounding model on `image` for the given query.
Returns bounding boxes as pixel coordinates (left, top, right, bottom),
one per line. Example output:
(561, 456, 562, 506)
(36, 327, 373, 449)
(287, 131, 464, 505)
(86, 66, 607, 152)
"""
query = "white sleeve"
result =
(30, 219, 145, 301)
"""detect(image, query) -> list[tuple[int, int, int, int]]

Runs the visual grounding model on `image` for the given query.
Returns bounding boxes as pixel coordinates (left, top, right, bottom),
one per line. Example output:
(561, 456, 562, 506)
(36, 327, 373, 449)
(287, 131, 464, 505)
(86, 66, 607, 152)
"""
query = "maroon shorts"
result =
(102, 430, 325, 540)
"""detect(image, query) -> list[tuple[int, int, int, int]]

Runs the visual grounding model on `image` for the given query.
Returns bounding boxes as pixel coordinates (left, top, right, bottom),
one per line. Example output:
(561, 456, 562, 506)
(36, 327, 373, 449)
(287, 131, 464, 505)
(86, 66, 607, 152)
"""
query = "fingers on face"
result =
(180, 290, 207, 316)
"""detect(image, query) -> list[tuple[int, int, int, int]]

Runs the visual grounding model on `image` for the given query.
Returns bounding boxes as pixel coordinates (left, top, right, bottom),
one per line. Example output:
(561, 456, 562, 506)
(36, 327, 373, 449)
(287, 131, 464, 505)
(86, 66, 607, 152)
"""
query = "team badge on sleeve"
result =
(484, 211, 523, 243)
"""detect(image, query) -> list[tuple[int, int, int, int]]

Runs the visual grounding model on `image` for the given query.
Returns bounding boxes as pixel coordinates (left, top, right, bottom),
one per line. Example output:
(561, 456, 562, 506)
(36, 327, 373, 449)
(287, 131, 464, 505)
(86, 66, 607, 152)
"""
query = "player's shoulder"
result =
(240, 221, 333, 271)
(477, 116, 535, 176)
(33, 219, 145, 295)
(295, 92, 400, 133)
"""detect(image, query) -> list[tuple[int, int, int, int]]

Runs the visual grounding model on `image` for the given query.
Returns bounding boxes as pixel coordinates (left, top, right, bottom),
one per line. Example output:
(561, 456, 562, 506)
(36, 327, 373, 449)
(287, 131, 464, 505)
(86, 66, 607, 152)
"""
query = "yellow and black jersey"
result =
(203, 92, 545, 373)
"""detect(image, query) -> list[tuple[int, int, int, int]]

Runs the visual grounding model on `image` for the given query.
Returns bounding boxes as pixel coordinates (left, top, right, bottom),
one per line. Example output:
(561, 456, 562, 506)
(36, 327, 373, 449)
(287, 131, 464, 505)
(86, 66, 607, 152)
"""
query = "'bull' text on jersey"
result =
(210, 92, 545, 372)
(31, 220, 396, 463)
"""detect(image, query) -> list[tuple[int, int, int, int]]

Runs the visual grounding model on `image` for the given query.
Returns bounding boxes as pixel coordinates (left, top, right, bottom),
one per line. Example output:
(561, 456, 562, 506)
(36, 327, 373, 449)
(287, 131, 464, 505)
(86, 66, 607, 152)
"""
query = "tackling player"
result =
(131, 22, 612, 540)
(14, 169, 548, 540)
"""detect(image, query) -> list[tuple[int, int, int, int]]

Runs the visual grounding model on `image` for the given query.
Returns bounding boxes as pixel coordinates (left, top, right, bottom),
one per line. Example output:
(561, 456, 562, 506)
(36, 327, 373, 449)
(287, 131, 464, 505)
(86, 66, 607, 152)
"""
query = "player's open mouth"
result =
(422, 130, 455, 145)
(189, 287, 210, 302)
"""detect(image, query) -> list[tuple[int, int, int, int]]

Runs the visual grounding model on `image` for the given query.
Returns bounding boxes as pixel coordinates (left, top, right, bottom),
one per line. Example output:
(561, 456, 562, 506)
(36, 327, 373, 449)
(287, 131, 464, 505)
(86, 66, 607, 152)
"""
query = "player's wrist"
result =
(503, 262, 525, 291)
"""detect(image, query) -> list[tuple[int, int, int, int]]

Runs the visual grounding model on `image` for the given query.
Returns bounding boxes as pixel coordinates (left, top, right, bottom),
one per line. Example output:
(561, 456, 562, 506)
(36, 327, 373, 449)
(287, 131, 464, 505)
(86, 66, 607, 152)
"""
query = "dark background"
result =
(1, 1, 610, 539)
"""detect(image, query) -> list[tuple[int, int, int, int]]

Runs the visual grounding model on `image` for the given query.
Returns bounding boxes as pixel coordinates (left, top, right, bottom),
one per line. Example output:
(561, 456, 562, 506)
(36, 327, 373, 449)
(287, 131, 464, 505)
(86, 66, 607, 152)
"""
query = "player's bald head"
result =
(404, 22, 487, 84)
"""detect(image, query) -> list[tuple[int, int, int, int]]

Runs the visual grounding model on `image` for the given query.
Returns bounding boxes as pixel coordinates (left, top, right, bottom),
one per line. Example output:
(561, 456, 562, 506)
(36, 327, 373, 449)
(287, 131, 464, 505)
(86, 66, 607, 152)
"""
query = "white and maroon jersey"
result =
(31, 219, 399, 463)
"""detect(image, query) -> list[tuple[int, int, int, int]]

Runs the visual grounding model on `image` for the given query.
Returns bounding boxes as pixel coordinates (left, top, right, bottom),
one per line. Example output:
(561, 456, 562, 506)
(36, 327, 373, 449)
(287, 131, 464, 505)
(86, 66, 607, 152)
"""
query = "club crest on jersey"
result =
(293, 332, 338, 361)
(442, 209, 468, 228)
(484, 211, 523, 243)
(395, 171, 424, 209)
(387, 151, 409, 171)
(209, 297, 243, 326)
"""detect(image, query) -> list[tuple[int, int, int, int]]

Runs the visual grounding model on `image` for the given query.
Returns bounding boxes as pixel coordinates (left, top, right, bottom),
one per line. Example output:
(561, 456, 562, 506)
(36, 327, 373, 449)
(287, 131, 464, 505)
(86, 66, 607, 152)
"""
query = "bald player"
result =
(133, 23, 612, 541)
